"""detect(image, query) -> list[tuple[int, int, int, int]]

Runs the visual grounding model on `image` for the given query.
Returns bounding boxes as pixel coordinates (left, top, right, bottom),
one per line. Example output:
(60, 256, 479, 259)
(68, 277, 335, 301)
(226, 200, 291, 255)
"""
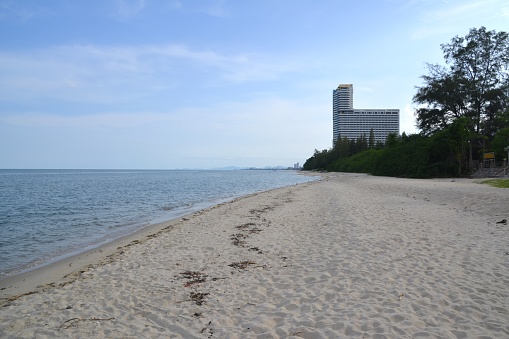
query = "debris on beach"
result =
(235, 222, 257, 230)
(228, 261, 257, 270)
(230, 233, 248, 247)
(248, 247, 263, 254)
(177, 271, 208, 287)
(247, 228, 262, 234)
(235, 222, 263, 234)
(189, 292, 209, 306)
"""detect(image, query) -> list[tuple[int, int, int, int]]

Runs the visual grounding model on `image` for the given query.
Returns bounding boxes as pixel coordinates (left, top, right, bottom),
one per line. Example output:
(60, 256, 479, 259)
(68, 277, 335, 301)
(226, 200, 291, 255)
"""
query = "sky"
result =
(1, 0, 508, 169)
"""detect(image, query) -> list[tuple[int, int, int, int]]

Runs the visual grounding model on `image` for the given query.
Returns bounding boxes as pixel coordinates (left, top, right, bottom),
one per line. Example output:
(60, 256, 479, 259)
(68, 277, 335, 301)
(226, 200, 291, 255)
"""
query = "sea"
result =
(0, 169, 318, 278)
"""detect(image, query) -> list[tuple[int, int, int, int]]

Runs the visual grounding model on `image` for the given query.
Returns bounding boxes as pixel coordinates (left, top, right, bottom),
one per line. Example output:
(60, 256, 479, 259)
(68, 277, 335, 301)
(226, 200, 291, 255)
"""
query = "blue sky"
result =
(1, 0, 508, 169)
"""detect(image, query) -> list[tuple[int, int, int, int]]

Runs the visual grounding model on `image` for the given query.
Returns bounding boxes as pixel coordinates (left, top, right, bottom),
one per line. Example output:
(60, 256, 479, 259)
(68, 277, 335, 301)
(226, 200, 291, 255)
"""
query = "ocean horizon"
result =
(0, 169, 317, 278)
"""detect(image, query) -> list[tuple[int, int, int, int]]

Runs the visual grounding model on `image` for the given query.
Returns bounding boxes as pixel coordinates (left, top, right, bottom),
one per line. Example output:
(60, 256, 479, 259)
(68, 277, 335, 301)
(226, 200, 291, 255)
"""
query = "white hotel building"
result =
(333, 84, 399, 146)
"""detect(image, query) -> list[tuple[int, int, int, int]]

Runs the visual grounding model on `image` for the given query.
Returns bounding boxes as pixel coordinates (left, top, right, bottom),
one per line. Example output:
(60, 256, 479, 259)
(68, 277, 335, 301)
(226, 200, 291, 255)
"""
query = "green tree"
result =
(494, 107, 509, 132)
(385, 133, 400, 148)
(427, 118, 471, 176)
(491, 127, 509, 160)
(357, 134, 368, 153)
(303, 148, 334, 170)
(337, 136, 350, 158)
(414, 27, 509, 137)
(368, 129, 375, 149)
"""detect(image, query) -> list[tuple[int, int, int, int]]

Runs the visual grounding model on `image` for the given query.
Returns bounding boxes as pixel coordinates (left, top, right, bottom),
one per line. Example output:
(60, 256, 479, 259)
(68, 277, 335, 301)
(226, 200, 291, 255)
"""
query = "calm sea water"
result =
(0, 169, 317, 277)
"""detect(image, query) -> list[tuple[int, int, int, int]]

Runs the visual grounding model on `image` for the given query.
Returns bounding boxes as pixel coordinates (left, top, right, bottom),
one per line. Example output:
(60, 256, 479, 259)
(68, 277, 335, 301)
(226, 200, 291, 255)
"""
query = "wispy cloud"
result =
(0, 111, 173, 128)
(0, 96, 331, 161)
(0, 0, 52, 22)
(420, 1, 488, 22)
(112, 0, 146, 20)
(199, 0, 230, 18)
(499, 1, 509, 17)
(170, 0, 230, 17)
(0, 43, 303, 104)
(410, 0, 505, 40)
(399, 0, 447, 8)
(172, 1, 182, 10)
(1, 96, 326, 131)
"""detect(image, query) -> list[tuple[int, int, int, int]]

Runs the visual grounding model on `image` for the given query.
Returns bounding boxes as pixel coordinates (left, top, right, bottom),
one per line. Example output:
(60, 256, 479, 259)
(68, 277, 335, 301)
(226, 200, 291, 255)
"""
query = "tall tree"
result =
(414, 27, 509, 137)
(368, 128, 375, 149)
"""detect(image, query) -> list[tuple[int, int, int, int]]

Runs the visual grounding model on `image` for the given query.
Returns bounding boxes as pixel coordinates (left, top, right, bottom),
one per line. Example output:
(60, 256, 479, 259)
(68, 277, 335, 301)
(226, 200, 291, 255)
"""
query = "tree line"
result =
(304, 27, 509, 178)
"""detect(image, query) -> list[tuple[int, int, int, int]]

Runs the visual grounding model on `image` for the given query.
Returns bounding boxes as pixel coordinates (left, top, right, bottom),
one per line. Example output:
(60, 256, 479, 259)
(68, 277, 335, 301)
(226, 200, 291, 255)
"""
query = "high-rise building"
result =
(332, 84, 399, 146)
(333, 84, 353, 110)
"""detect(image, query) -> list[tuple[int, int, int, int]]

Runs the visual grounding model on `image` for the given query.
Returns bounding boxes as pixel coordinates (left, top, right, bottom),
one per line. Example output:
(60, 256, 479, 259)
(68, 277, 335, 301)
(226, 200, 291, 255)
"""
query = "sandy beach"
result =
(1, 172, 508, 338)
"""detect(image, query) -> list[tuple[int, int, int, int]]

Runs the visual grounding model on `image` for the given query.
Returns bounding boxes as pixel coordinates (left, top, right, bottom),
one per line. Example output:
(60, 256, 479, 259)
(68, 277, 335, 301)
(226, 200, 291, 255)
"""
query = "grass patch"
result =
(481, 179, 509, 188)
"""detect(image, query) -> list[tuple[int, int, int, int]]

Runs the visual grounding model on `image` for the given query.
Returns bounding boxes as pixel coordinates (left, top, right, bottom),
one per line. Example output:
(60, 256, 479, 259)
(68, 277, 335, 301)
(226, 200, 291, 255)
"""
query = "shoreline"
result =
(1, 172, 508, 337)
(0, 201, 228, 298)
(0, 169, 315, 283)
(1, 171, 320, 299)
(0, 211, 190, 301)
(0, 185, 298, 301)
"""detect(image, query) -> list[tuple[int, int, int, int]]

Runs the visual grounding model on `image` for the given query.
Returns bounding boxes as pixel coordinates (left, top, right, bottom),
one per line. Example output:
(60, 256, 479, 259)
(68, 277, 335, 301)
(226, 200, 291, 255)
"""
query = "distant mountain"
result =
(211, 166, 246, 170)
(261, 166, 288, 170)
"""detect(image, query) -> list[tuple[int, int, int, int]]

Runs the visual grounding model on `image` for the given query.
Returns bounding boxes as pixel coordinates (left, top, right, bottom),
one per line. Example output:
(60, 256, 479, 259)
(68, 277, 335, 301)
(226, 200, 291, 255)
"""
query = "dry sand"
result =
(1, 172, 508, 338)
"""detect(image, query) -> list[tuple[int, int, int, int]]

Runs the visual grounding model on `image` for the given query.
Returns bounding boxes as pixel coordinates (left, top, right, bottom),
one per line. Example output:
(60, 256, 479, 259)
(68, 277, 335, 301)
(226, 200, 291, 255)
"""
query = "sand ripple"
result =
(1, 173, 508, 338)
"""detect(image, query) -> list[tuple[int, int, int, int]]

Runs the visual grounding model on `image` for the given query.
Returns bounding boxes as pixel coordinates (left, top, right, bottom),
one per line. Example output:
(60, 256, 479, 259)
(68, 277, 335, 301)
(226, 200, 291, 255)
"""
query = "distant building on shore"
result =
(332, 84, 399, 146)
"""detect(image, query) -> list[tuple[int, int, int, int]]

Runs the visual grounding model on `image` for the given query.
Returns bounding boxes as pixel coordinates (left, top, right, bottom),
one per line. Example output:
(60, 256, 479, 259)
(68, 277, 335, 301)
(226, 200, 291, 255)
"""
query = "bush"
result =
(328, 149, 382, 173)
